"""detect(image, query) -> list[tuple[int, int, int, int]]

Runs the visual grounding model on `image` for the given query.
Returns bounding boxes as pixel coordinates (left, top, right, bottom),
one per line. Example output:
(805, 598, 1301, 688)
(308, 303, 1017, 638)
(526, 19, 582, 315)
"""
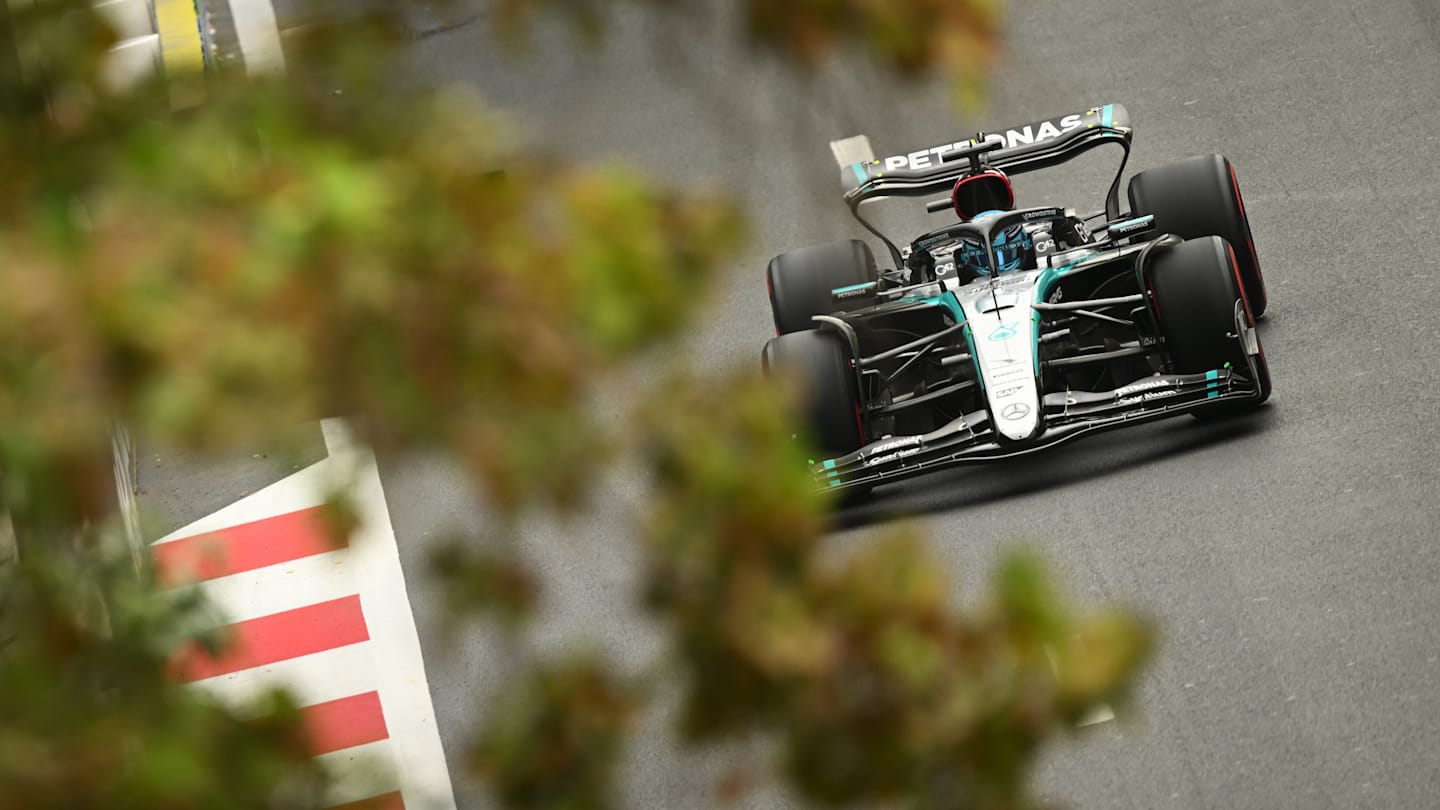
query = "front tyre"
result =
(1129, 154, 1267, 317)
(767, 240, 878, 335)
(1148, 236, 1271, 417)
(761, 329, 866, 460)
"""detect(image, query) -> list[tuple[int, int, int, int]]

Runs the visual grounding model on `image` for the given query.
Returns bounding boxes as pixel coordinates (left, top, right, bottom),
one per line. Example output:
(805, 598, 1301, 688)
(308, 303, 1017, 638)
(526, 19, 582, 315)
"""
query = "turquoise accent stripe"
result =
(1205, 369, 1220, 399)
(851, 162, 868, 185)
(1031, 257, 1086, 308)
(1032, 310, 1042, 369)
(1031, 257, 1092, 368)
(900, 291, 966, 324)
(823, 459, 837, 470)
(1101, 104, 1114, 127)
(1111, 214, 1154, 231)
(833, 282, 874, 294)
(962, 323, 984, 390)
(896, 291, 981, 386)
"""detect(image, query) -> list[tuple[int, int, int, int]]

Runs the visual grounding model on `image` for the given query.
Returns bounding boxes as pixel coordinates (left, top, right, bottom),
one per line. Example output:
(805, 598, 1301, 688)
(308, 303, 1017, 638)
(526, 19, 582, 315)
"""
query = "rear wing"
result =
(839, 104, 1134, 266)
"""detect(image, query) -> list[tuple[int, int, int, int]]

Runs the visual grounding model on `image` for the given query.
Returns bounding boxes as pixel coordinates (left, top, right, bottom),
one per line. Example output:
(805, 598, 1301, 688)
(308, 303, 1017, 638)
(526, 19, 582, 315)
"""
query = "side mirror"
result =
(1106, 214, 1155, 241)
(831, 281, 878, 302)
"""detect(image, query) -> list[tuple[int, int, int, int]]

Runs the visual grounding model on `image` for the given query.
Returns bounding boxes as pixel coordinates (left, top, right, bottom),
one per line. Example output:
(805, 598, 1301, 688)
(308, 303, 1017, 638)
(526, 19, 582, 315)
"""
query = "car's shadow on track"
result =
(830, 408, 1274, 531)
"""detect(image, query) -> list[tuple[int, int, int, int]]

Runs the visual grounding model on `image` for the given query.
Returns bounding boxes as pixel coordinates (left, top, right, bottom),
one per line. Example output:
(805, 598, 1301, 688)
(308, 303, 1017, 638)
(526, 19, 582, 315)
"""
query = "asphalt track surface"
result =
(149, 1, 1440, 807)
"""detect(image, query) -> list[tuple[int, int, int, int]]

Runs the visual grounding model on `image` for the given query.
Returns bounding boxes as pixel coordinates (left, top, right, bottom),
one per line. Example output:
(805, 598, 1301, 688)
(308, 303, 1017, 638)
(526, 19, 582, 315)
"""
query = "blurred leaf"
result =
(472, 655, 638, 810)
(429, 539, 539, 627)
(0, 3, 1150, 810)
(495, 0, 1006, 99)
(0, 537, 326, 809)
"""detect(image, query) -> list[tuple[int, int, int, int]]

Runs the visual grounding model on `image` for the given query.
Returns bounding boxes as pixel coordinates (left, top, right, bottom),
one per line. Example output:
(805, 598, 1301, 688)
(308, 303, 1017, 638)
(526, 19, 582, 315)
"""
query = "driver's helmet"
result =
(950, 168, 1032, 276)
(956, 210, 1034, 276)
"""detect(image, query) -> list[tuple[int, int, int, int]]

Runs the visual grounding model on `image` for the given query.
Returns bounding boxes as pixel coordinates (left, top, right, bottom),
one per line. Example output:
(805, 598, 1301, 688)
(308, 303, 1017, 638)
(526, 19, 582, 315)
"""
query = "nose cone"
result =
(991, 391, 1040, 441)
(962, 289, 1042, 443)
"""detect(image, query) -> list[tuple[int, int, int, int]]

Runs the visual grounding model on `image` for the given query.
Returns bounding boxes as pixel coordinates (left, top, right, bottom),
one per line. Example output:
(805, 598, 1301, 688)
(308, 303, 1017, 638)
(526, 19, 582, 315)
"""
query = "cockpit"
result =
(902, 167, 1096, 288)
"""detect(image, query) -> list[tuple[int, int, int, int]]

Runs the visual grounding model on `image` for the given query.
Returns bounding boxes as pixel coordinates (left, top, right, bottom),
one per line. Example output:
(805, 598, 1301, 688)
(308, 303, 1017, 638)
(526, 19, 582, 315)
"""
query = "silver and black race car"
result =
(760, 103, 1270, 493)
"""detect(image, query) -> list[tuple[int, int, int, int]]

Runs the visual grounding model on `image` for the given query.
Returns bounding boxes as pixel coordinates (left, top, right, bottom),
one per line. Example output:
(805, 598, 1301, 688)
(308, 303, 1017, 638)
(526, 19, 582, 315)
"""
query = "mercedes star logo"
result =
(1001, 402, 1031, 421)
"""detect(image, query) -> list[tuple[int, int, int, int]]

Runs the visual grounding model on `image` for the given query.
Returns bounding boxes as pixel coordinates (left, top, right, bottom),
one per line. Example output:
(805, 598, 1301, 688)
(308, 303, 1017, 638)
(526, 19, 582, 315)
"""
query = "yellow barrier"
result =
(154, 0, 203, 76)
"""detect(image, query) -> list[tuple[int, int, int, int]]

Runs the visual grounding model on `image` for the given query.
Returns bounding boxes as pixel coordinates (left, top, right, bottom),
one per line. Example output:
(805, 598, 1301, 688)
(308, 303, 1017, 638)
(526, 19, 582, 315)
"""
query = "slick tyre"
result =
(761, 329, 866, 460)
(1129, 154, 1267, 317)
(767, 240, 878, 335)
(1148, 236, 1271, 418)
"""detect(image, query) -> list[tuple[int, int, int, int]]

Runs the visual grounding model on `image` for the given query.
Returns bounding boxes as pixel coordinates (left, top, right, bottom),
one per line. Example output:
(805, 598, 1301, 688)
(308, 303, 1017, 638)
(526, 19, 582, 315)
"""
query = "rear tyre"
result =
(767, 240, 878, 335)
(1148, 236, 1271, 417)
(761, 329, 866, 458)
(1129, 154, 1267, 317)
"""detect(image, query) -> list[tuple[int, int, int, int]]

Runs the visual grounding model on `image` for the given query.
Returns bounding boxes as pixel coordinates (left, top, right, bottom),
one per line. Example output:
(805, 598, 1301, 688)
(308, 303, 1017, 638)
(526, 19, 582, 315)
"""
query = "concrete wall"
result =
(95, 0, 162, 89)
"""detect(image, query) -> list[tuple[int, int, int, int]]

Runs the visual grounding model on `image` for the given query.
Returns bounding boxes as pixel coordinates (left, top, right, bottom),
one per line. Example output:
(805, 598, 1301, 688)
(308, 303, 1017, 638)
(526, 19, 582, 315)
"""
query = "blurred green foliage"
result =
(0, 535, 327, 809)
(494, 0, 1002, 104)
(0, 1, 1150, 809)
(472, 656, 638, 810)
(636, 374, 1150, 809)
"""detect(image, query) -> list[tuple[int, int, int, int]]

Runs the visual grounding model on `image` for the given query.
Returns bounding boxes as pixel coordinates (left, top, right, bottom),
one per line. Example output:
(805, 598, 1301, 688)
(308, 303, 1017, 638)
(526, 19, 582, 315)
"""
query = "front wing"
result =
(813, 367, 1263, 491)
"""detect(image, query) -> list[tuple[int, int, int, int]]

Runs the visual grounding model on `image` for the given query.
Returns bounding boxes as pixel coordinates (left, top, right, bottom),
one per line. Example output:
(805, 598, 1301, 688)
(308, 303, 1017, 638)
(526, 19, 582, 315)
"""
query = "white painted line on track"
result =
(230, 0, 287, 75)
(829, 134, 875, 168)
(0, 512, 15, 565)
(319, 418, 458, 810)
(1044, 645, 1115, 728)
(111, 427, 144, 573)
(172, 548, 361, 627)
(186, 641, 382, 713)
(315, 739, 402, 806)
(96, 0, 157, 40)
(156, 419, 457, 809)
(154, 458, 337, 544)
(1077, 704, 1116, 727)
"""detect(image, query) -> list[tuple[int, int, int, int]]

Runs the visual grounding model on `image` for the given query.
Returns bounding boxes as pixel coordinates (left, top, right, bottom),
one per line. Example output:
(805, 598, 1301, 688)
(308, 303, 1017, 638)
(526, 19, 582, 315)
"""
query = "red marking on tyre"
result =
(1229, 162, 1264, 290)
(169, 595, 370, 682)
(1227, 244, 1269, 372)
(1228, 163, 1247, 219)
(300, 691, 390, 755)
(766, 271, 779, 336)
(1226, 244, 1256, 323)
(153, 506, 343, 586)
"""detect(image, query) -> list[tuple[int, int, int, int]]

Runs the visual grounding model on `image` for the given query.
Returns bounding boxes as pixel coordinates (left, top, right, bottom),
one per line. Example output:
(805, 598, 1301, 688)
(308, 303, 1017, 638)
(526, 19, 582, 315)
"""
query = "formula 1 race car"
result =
(760, 104, 1270, 493)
